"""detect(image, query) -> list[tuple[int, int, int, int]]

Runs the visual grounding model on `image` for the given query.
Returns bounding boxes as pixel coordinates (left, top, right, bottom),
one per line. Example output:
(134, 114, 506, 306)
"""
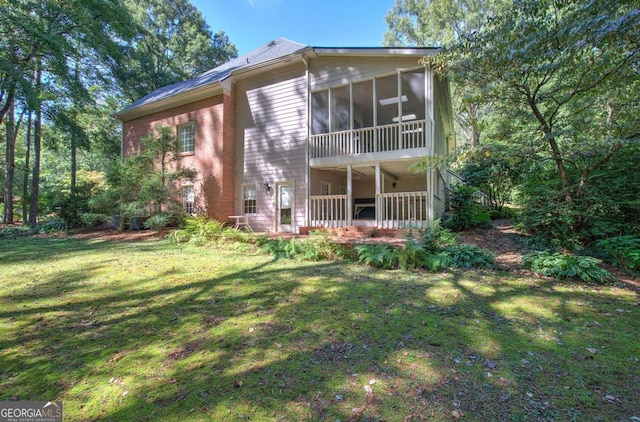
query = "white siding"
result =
(310, 56, 424, 90)
(235, 62, 307, 232)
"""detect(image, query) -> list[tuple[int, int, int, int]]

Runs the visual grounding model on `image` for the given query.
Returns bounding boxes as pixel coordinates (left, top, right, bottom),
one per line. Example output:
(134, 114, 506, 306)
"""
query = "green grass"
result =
(1, 236, 639, 421)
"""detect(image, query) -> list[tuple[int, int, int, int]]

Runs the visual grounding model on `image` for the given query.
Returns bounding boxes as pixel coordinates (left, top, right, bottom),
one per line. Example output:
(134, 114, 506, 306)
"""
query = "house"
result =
(115, 38, 455, 233)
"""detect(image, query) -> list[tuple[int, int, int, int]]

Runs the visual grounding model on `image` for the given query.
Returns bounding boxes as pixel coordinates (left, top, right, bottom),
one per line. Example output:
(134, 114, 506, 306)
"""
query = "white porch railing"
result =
(310, 191, 431, 229)
(310, 120, 428, 159)
(376, 191, 429, 229)
(310, 195, 349, 228)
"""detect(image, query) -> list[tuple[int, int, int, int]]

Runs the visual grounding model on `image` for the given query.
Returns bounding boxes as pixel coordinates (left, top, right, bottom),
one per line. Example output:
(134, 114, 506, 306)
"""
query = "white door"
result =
(277, 183, 294, 232)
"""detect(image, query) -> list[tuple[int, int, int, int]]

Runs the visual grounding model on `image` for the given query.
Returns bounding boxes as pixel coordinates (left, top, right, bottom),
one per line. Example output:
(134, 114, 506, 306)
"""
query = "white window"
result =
(321, 181, 331, 196)
(243, 184, 257, 214)
(178, 123, 195, 153)
(183, 186, 195, 214)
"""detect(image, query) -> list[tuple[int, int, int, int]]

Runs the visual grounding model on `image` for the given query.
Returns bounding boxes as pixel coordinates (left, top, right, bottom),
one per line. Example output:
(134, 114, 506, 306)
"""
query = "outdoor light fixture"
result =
(392, 113, 417, 123)
(263, 181, 271, 193)
(379, 95, 407, 106)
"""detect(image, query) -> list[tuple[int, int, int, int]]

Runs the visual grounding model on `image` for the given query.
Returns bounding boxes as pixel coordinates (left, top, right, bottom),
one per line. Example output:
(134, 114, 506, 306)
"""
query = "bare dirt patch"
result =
(456, 219, 530, 270)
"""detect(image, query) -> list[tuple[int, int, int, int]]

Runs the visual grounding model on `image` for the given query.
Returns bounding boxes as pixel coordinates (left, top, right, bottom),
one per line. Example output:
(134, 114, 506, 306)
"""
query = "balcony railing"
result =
(310, 120, 429, 159)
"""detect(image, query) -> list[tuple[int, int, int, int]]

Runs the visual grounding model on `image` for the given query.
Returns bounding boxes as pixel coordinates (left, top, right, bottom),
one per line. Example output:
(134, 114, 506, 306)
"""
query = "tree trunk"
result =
(70, 132, 77, 194)
(470, 125, 480, 148)
(22, 111, 32, 224)
(526, 95, 572, 202)
(3, 103, 16, 224)
(29, 65, 42, 228)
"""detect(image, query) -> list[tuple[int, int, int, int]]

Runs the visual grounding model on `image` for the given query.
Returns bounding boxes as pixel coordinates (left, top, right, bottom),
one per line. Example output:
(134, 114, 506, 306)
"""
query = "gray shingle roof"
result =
(117, 38, 307, 118)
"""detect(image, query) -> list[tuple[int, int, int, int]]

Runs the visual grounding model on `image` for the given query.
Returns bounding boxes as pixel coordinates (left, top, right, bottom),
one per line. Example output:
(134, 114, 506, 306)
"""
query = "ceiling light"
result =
(392, 114, 417, 123)
(379, 95, 407, 106)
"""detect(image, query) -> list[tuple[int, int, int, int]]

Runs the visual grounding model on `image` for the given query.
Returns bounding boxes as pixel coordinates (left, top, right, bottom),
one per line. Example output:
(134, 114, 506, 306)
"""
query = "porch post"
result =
(375, 162, 382, 228)
(347, 164, 353, 226)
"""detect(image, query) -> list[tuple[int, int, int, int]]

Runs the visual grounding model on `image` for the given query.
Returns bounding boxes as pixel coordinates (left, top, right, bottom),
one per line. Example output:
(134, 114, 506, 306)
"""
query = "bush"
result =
(418, 219, 457, 253)
(355, 243, 399, 270)
(36, 217, 67, 234)
(515, 145, 640, 249)
(444, 244, 494, 268)
(168, 216, 233, 245)
(522, 251, 613, 283)
(596, 236, 640, 272)
(260, 231, 349, 261)
(80, 213, 109, 228)
(144, 213, 171, 231)
(444, 185, 491, 231)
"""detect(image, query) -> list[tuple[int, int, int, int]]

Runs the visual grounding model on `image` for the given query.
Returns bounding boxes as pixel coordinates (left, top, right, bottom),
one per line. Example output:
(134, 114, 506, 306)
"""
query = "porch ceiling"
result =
(316, 160, 423, 178)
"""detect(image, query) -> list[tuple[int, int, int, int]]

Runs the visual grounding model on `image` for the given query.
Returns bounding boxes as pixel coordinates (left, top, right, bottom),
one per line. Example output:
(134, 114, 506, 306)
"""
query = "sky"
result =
(191, 0, 397, 55)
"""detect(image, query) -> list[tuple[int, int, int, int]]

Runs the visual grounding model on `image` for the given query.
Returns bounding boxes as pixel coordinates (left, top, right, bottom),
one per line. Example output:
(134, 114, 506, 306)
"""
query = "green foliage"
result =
(516, 145, 640, 249)
(444, 244, 494, 269)
(168, 216, 232, 245)
(417, 219, 457, 253)
(456, 143, 524, 210)
(434, 1, 639, 246)
(35, 217, 67, 234)
(79, 213, 109, 228)
(444, 185, 491, 231)
(355, 223, 492, 271)
(143, 213, 171, 231)
(119, 0, 237, 101)
(597, 236, 640, 273)
(0, 226, 31, 238)
(355, 243, 399, 270)
(259, 231, 349, 261)
(522, 251, 612, 283)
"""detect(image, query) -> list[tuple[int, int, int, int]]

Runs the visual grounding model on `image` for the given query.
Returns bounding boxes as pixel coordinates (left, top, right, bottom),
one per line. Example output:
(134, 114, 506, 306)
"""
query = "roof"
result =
(116, 38, 439, 121)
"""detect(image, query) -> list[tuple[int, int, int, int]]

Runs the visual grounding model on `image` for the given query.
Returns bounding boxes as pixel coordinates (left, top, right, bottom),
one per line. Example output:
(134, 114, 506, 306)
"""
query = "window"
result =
(178, 123, 195, 153)
(243, 184, 257, 214)
(321, 181, 331, 196)
(183, 186, 195, 214)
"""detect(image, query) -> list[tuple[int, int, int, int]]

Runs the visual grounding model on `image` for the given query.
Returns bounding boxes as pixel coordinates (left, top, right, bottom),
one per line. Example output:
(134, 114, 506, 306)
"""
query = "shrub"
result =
(144, 213, 171, 231)
(36, 217, 67, 234)
(168, 216, 232, 245)
(260, 232, 348, 261)
(420, 252, 451, 271)
(80, 213, 109, 228)
(444, 244, 494, 268)
(444, 185, 491, 231)
(596, 236, 640, 272)
(356, 243, 399, 270)
(522, 251, 613, 283)
(418, 219, 457, 253)
(397, 239, 425, 270)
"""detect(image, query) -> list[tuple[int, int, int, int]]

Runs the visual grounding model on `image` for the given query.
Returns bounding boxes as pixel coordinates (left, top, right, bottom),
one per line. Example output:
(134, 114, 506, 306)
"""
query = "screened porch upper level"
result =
(309, 67, 433, 165)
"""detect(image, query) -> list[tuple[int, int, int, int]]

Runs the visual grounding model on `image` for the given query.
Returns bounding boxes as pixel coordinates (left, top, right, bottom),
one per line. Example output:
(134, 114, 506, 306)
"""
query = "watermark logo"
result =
(0, 401, 62, 422)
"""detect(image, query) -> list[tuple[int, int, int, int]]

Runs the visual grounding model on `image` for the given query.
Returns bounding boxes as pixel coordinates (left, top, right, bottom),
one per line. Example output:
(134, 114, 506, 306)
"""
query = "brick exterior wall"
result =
(122, 91, 236, 222)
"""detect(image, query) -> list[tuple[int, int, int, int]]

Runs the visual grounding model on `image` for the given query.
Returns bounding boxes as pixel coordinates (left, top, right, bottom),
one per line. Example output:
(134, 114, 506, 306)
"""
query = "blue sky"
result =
(191, 0, 396, 55)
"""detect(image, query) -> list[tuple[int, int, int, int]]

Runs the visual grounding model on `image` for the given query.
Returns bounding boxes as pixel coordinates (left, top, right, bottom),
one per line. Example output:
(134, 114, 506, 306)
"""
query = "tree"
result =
(1, 0, 136, 227)
(432, 0, 640, 246)
(435, 0, 639, 202)
(384, 0, 507, 146)
(456, 143, 524, 211)
(118, 0, 238, 101)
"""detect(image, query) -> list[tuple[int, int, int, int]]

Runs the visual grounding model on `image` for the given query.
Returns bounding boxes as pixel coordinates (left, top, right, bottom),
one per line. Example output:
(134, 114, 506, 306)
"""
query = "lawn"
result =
(0, 236, 638, 421)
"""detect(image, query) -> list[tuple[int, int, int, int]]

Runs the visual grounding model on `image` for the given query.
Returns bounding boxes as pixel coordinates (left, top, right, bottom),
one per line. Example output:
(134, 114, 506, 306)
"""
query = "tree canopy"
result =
(117, 0, 238, 101)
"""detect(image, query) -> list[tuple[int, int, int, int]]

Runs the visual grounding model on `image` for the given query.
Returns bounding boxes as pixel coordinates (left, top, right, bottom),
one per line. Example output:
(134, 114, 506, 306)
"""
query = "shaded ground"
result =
(457, 219, 528, 271)
(5, 219, 637, 286)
